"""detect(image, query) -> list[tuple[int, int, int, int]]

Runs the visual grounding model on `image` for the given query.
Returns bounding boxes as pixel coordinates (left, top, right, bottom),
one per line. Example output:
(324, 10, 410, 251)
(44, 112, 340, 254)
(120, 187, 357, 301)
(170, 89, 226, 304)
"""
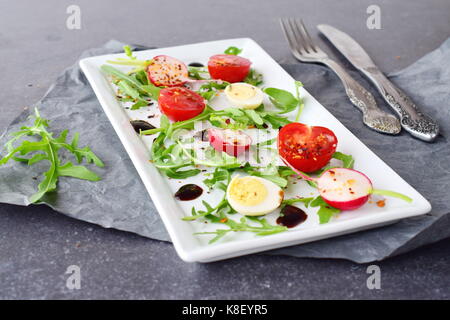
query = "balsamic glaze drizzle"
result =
(174, 184, 203, 201)
(276, 205, 308, 228)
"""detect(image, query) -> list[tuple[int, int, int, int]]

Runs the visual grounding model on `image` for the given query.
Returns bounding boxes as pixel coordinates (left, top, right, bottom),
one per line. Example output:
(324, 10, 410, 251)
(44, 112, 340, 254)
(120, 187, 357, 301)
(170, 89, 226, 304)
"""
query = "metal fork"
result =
(280, 18, 401, 135)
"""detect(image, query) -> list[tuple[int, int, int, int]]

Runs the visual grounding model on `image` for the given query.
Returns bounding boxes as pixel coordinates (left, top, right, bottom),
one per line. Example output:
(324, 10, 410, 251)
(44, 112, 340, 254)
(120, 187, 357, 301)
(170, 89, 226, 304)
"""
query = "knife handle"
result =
(362, 69, 440, 142)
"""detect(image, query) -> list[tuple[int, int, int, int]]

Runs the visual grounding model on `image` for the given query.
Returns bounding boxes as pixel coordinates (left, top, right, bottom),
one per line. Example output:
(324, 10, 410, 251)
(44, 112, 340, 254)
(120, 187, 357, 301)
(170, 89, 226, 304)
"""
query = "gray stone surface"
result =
(0, 0, 449, 299)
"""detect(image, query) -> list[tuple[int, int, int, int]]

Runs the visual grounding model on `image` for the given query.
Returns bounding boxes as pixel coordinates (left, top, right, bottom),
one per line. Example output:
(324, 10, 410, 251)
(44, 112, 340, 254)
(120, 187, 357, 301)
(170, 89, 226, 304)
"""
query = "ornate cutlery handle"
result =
(362, 69, 439, 142)
(321, 58, 401, 135)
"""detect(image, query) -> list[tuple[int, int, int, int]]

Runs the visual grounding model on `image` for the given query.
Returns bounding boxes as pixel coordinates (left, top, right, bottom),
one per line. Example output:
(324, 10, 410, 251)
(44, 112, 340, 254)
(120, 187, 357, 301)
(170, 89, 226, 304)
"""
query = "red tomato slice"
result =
(158, 87, 205, 122)
(278, 123, 338, 173)
(207, 54, 251, 83)
(208, 128, 252, 157)
(146, 55, 188, 87)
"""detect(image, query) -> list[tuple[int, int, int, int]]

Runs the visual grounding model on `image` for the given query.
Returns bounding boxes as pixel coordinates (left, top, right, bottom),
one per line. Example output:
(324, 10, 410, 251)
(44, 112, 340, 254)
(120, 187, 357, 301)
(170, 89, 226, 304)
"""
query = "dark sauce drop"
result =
(130, 120, 155, 133)
(188, 62, 204, 67)
(276, 205, 307, 228)
(175, 184, 203, 201)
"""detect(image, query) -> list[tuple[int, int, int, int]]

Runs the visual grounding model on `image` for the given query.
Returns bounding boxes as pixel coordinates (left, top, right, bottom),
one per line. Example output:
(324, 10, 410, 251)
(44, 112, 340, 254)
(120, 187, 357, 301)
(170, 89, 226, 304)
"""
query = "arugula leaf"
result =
(209, 114, 247, 130)
(220, 105, 290, 130)
(117, 80, 140, 100)
(101, 65, 160, 100)
(188, 66, 209, 80)
(240, 163, 289, 188)
(142, 104, 291, 136)
(130, 100, 149, 110)
(183, 198, 230, 221)
(0, 109, 103, 203)
(281, 195, 339, 224)
(123, 45, 136, 60)
(196, 215, 287, 244)
(244, 69, 263, 86)
(310, 196, 340, 224)
(260, 112, 291, 129)
(264, 87, 298, 114)
(134, 70, 149, 85)
(224, 46, 243, 55)
(256, 138, 275, 147)
(159, 114, 170, 131)
(203, 168, 230, 189)
(244, 109, 264, 125)
(282, 197, 315, 208)
(179, 143, 241, 169)
(264, 81, 304, 120)
(141, 106, 214, 135)
(106, 45, 152, 68)
(294, 81, 305, 121)
(312, 151, 355, 176)
(197, 81, 229, 101)
(161, 166, 201, 179)
(58, 162, 101, 181)
(141, 84, 161, 100)
(332, 151, 355, 169)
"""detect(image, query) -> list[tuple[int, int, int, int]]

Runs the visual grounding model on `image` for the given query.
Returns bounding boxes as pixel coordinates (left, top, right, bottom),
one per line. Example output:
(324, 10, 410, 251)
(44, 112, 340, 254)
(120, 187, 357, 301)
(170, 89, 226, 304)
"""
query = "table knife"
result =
(318, 24, 440, 142)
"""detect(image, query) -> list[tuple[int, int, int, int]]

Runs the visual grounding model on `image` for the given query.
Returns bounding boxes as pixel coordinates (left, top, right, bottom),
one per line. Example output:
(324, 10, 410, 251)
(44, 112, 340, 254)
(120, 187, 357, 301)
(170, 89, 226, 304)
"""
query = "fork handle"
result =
(322, 58, 379, 114)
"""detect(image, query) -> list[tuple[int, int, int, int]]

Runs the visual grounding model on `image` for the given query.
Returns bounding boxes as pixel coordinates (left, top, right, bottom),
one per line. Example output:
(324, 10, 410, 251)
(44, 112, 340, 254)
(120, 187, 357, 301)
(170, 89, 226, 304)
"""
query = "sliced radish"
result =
(146, 55, 188, 87)
(208, 128, 251, 157)
(317, 168, 372, 210)
(284, 163, 413, 212)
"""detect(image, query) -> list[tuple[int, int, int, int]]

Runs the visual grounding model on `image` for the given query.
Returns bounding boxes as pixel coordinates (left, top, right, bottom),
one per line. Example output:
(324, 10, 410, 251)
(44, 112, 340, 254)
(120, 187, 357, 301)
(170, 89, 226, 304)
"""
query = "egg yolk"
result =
(228, 177, 268, 206)
(227, 84, 256, 100)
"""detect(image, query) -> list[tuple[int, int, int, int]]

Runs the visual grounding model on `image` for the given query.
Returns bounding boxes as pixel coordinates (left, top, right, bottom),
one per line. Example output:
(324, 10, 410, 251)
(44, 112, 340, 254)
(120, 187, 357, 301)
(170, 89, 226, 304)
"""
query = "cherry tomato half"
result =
(146, 55, 188, 87)
(207, 54, 251, 83)
(278, 123, 338, 173)
(158, 87, 205, 122)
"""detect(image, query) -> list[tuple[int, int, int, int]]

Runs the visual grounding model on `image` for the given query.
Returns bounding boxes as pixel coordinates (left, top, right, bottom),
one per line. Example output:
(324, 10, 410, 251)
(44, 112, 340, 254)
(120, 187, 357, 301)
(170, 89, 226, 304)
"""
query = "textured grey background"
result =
(0, 0, 449, 299)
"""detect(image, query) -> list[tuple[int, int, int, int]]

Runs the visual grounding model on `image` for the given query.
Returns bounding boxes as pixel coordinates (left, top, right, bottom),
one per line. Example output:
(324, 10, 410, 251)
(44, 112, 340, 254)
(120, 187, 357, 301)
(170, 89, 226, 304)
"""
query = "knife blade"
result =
(318, 24, 439, 142)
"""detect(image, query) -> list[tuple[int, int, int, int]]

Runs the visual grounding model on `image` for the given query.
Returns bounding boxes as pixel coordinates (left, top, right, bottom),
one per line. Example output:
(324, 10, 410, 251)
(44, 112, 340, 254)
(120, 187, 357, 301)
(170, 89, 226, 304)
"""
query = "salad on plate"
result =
(100, 45, 412, 244)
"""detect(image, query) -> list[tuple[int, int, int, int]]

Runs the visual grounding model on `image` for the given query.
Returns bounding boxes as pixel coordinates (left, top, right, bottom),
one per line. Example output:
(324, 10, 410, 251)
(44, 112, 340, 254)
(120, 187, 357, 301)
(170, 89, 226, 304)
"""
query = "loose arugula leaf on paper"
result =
(0, 109, 104, 203)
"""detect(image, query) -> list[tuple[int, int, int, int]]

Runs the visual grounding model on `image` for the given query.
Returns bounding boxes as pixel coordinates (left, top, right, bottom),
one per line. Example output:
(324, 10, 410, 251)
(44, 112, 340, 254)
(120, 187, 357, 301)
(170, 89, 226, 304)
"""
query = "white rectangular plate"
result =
(80, 38, 431, 262)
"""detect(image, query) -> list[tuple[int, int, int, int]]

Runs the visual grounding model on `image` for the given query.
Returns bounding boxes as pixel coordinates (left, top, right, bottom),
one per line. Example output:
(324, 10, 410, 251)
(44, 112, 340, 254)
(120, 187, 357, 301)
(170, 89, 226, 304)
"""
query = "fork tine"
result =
(279, 18, 297, 54)
(287, 18, 309, 54)
(296, 19, 317, 52)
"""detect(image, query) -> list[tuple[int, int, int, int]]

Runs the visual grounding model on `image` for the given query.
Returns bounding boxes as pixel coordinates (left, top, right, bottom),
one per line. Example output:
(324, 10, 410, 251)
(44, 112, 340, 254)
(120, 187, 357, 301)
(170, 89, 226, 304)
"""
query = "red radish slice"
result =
(317, 168, 372, 210)
(208, 128, 252, 157)
(284, 164, 413, 211)
(146, 55, 188, 87)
